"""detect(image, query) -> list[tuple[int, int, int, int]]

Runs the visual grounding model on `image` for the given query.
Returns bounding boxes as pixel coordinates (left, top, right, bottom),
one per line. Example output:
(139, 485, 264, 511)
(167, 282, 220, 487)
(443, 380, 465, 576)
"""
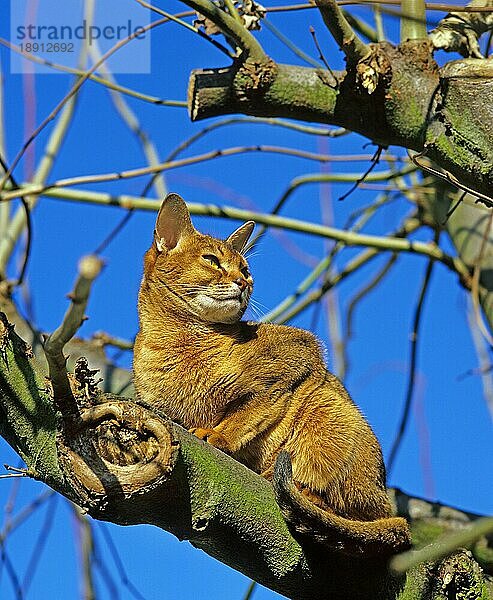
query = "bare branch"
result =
(387, 242, 437, 475)
(135, 0, 234, 58)
(0, 148, 410, 202)
(44, 256, 104, 417)
(179, 0, 269, 62)
(72, 505, 96, 600)
(0, 17, 171, 192)
(401, 0, 427, 41)
(314, 0, 370, 62)
(391, 516, 493, 572)
(0, 36, 186, 106)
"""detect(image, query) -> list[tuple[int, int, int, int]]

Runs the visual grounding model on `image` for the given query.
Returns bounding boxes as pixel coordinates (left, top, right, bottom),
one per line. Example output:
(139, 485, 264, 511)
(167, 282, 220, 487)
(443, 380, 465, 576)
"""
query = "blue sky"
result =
(0, 1, 492, 599)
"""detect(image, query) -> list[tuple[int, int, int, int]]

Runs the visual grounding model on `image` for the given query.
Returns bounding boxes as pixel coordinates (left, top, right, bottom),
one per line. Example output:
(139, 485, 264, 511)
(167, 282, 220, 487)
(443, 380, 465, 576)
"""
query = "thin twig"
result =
(43, 255, 104, 416)
(391, 516, 493, 572)
(309, 26, 338, 84)
(91, 534, 121, 600)
(0, 545, 24, 600)
(249, 164, 414, 246)
(264, 217, 421, 323)
(0, 490, 55, 544)
(0, 60, 9, 242)
(470, 210, 493, 346)
(87, 45, 166, 200)
(0, 36, 186, 107)
(0, 155, 32, 286)
(263, 1, 493, 13)
(338, 145, 383, 201)
(409, 150, 493, 210)
(466, 298, 493, 418)
(442, 191, 466, 225)
(166, 118, 347, 163)
(0, 36, 89, 273)
(0, 16, 171, 192)
(1, 148, 408, 202)
(35, 186, 471, 285)
(98, 524, 148, 600)
(387, 237, 438, 475)
(343, 10, 380, 42)
(264, 19, 321, 68)
(72, 505, 96, 600)
(21, 495, 58, 594)
(135, 0, 234, 57)
(92, 332, 134, 351)
(345, 253, 398, 340)
(242, 580, 257, 600)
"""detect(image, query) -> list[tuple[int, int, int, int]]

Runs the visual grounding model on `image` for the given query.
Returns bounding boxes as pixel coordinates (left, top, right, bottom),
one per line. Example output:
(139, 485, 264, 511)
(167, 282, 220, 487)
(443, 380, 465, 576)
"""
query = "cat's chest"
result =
(152, 336, 243, 425)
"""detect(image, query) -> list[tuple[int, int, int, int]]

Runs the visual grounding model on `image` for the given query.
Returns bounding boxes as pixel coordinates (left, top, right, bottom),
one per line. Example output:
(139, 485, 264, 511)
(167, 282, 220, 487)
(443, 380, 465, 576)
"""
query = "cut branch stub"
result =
(57, 400, 179, 522)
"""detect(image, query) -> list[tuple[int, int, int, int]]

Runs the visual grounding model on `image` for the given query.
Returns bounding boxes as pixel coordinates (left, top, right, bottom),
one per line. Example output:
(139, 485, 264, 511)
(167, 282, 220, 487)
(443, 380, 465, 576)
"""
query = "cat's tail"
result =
(273, 451, 411, 557)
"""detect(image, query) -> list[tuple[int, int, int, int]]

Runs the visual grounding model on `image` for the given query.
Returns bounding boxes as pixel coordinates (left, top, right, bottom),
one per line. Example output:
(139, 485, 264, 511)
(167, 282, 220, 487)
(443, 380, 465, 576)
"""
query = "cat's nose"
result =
(234, 278, 247, 291)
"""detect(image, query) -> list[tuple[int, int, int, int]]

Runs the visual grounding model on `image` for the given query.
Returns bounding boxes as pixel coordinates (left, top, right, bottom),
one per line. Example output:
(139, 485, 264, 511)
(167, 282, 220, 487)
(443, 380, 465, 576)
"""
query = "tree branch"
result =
(44, 256, 104, 417)
(314, 0, 370, 62)
(179, 0, 269, 63)
(430, 0, 493, 58)
(400, 0, 427, 41)
(392, 516, 493, 572)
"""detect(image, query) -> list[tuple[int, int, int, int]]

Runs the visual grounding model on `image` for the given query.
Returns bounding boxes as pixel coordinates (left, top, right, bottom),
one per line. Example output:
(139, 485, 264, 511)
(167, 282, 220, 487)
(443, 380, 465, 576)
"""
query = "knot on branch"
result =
(234, 58, 277, 100)
(397, 40, 437, 74)
(57, 400, 178, 520)
(433, 550, 486, 598)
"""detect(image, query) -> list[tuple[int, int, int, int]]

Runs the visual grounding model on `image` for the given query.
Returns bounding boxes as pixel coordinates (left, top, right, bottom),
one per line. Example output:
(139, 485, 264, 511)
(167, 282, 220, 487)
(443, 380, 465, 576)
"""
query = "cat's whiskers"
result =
(247, 298, 267, 321)
(243, 249, 261, 261)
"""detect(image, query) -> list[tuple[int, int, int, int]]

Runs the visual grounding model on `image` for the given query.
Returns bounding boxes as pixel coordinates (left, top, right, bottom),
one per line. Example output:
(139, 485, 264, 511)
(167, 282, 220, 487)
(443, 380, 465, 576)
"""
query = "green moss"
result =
(430, 132, 476, 168)
(0, 323, 62, 486)
(397, 565, 432, 600)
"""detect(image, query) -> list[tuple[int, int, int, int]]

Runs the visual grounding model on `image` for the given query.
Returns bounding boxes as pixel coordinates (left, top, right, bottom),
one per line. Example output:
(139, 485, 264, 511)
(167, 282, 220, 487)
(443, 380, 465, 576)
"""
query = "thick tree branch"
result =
(187, 47, 493, 202)
(184, 38, 493, 334)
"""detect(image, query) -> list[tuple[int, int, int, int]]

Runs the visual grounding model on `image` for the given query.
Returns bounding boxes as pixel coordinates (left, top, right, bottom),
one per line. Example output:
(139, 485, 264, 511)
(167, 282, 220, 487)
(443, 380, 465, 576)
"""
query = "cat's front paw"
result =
(190, 427, 231, 453)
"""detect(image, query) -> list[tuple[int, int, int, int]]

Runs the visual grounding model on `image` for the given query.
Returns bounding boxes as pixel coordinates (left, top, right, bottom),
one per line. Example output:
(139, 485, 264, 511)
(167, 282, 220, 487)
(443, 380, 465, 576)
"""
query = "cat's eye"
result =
(202, 254, 221, 268)
(241, 266, 250, 278)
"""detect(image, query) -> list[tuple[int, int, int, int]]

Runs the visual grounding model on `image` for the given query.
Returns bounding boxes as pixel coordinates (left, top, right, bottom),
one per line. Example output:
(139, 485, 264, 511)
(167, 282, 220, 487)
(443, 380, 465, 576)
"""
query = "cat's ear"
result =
(226, 221, 255, 253)
(154, 193, 195, 252)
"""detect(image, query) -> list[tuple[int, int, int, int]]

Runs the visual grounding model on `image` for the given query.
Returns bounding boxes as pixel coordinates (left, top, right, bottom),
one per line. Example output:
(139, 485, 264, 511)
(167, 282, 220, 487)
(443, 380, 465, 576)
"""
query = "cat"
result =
(133, 192, 411, 557)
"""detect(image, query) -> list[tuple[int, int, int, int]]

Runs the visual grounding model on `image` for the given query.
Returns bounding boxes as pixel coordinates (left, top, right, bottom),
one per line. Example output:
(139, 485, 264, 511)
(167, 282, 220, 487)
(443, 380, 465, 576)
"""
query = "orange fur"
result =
(134, 193, 411, 555)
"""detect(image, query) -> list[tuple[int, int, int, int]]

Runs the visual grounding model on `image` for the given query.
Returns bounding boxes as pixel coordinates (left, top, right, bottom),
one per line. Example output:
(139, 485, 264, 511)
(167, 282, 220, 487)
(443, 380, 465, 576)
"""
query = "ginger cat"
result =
(134, 193, 411, 557)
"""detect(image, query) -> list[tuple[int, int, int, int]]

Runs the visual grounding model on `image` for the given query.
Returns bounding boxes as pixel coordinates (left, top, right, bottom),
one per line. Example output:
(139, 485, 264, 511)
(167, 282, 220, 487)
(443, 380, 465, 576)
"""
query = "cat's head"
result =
(143, 193, 255, 325)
